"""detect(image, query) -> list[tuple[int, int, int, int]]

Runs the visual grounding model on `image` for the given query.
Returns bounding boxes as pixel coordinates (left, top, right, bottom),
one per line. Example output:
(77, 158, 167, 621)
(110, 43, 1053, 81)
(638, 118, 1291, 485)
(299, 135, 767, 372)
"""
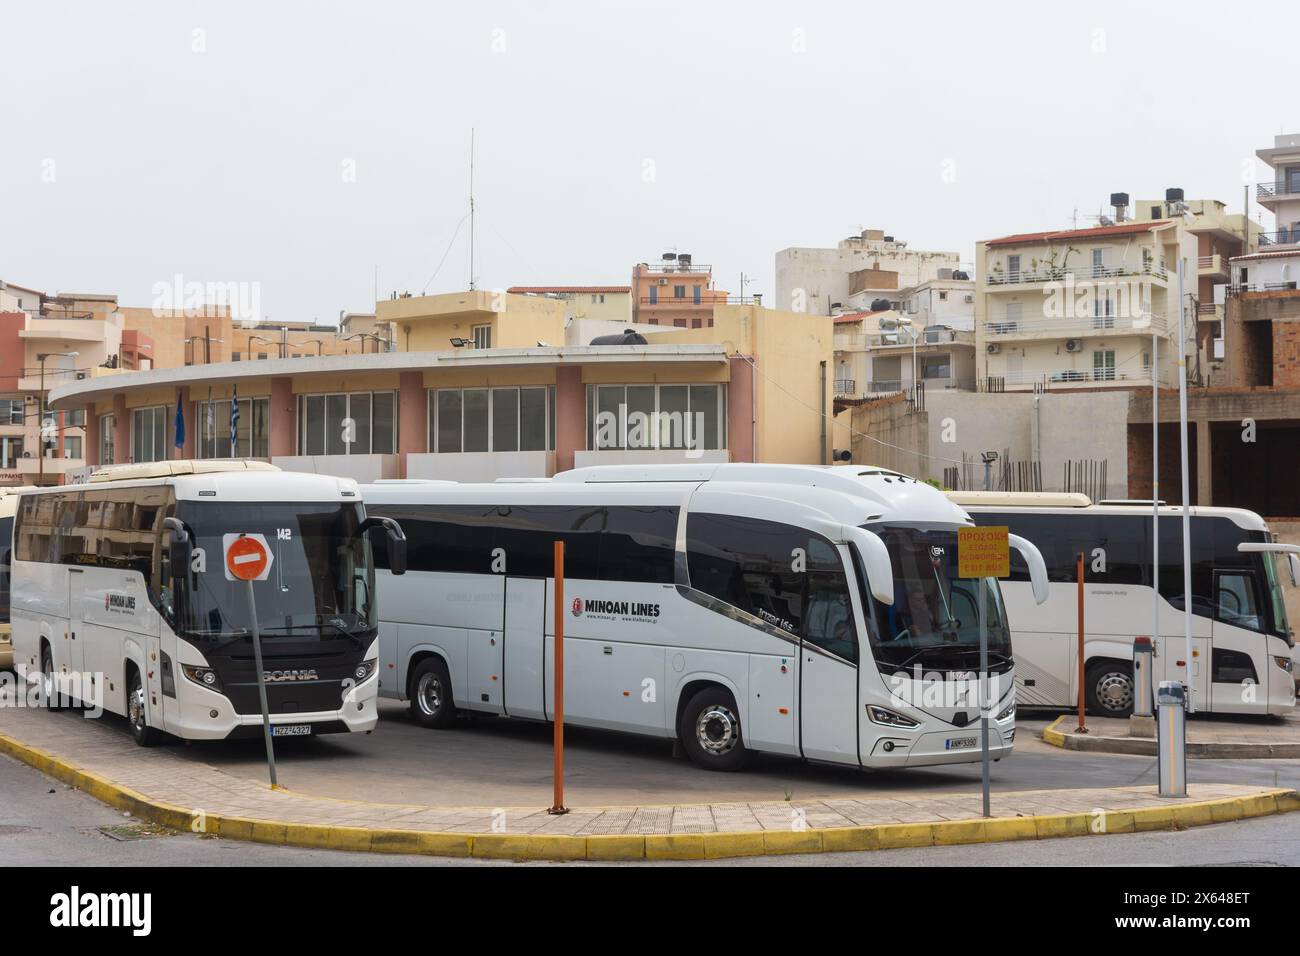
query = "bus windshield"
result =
(171, 501, 375, 642)
(863, 524, 1012, 675)
(1262, 551, 1293, 646)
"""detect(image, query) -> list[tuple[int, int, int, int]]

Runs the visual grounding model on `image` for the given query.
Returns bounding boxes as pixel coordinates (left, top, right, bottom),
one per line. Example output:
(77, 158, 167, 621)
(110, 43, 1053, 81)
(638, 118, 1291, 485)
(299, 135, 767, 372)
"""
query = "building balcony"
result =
(13, 454, 87, 477)
(1256, 181, 1300, 204)
(833, 378, 856, 397)
(982, 367, 1168, 392)
(981, 314, 1171, 342)
(1197, 254, 1228, 279)
(985, 263, 1168, 288)
(1257, 229, 1300, 248)
(1197, 302, 1224, 323)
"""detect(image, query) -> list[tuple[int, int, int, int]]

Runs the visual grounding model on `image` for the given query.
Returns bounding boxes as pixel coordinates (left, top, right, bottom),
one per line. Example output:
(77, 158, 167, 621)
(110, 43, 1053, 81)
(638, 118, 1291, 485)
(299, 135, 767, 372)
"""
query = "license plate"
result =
(271, 724, 312, 737)
(945, 735, 977, 750)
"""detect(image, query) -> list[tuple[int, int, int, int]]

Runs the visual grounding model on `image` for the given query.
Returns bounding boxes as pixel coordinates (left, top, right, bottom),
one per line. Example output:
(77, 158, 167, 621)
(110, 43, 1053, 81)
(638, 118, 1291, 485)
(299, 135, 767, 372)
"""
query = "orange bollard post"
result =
(1076, 551, 1087, 734)
(548, 540, 568, 815)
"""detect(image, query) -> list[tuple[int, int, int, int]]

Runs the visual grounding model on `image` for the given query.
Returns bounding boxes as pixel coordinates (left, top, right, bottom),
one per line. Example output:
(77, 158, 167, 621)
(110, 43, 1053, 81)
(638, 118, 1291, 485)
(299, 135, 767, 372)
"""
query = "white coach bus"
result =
(11, 461, 406, 745)
(362, 464, 1049, 772)
(951, 492, 1297, 717)
(0, 488, 34, 671)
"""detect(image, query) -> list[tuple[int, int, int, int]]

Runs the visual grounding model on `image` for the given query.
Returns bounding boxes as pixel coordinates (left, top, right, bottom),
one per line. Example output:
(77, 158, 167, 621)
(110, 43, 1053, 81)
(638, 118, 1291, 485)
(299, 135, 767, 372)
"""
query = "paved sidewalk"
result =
(1044, 711, 1300, 758)
(0, 705, 1294, 859)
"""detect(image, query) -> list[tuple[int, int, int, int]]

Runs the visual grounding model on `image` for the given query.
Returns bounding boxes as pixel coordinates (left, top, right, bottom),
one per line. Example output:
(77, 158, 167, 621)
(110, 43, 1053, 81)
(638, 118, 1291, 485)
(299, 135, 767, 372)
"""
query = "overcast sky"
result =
(1, 0, 1295, 325)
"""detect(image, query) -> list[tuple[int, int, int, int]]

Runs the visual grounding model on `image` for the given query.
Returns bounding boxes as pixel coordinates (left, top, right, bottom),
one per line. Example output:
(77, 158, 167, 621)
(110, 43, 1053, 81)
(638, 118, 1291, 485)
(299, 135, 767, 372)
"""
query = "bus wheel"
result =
(409, 658, 456, 729)
(40, 644, 63, 711)
(1086, 661, 1134, 717)
(126, 669, 160, 747)
(679, 688, 750, 772)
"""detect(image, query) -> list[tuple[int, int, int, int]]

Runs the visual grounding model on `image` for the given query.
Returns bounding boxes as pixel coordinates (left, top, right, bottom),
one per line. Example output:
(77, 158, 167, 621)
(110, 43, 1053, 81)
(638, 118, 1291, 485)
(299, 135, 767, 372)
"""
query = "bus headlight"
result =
(996, 700, 1015, 721)
(1274, 656, 1294, 673)
(181, 664, 222, 692)
(353, 659, 378, 683)
(867, 704, 920, 729)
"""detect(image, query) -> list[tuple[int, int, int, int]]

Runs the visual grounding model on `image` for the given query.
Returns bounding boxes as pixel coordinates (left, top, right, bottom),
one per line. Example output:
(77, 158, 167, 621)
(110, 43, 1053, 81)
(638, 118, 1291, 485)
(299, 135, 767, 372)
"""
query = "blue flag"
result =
(230, 385, 240, 457)
(173, 392, 185, 452)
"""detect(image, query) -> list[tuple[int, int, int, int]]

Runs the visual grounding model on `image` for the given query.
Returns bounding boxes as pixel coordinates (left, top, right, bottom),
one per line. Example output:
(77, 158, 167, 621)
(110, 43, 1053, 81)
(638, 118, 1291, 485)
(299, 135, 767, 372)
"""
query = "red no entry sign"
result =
(223, 533, 273, 582)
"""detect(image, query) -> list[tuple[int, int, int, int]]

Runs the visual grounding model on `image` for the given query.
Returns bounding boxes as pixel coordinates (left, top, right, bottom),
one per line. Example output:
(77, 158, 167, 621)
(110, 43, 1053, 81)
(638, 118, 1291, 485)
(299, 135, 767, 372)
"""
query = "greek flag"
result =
(230, 385, 240, 458)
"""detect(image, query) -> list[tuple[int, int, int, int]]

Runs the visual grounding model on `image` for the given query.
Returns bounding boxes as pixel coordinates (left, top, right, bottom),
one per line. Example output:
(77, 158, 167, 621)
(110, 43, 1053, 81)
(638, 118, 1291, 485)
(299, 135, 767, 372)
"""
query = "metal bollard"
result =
(1132, 636, 1154, 718)
(1156, 680, 1186, 798)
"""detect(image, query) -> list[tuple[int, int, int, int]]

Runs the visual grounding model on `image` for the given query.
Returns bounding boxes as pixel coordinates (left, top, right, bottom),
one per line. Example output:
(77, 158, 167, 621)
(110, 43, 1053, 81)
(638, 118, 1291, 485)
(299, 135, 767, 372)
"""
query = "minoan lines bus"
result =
(951, 492, 1297, 717)
(10, 461, 406, 745)
(363, 464, 1049, 772)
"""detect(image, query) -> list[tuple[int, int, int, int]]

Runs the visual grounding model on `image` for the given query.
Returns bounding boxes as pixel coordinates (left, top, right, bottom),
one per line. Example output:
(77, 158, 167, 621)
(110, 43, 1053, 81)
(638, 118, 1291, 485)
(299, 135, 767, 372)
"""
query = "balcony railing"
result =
(986, 263, 1168, 287)
(982, 313, 1170, 338)
(1257, 228, 1300, 247)
(1226, 281, 1300, 296)
(833, 378, 856, 396)
(983, 367, 1166, 391)
(1256, 181, 1300, 201)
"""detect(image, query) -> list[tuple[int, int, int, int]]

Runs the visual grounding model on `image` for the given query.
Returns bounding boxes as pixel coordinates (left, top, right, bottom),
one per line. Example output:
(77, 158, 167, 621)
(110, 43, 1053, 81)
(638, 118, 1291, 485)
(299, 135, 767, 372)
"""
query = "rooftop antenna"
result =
(475, 128, 480, 290)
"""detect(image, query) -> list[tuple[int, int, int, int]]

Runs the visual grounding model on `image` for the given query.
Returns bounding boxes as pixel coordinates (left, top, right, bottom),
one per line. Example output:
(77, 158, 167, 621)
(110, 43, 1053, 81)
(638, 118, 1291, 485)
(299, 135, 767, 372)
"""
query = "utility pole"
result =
(1175, 255, 1195, 712)
(468, 128, 476, 291)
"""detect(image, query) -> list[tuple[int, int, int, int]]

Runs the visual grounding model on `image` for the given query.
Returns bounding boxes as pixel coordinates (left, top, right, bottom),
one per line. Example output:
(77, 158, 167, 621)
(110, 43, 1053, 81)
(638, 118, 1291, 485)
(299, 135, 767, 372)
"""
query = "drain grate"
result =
(87, 823, 174, 842)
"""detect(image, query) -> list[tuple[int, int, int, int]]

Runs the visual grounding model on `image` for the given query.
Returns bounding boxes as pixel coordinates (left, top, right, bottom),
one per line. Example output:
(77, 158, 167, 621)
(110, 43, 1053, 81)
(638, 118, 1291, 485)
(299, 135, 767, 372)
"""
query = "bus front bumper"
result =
(862, 721, 1015, 769)
(163, 680, 380, 740)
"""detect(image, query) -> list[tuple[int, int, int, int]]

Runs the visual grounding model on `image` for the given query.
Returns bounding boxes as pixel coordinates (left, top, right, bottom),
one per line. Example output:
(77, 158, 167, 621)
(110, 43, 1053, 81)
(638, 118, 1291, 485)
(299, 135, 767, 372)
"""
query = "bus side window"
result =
(686, 513, 805, 636)
(803, 537, 857, 664)
(1214, 570, 1261, 631)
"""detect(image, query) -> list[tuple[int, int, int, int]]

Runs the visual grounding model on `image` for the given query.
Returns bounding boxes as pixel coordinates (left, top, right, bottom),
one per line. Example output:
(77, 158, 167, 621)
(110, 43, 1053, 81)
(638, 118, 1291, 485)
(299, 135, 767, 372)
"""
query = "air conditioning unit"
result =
(658, 278, 668, 286)
(986, 343, 1001, 354)
(76, 372, 88, 380)
(1065, 339, 1083, 352)
(964, 294, 974, 303)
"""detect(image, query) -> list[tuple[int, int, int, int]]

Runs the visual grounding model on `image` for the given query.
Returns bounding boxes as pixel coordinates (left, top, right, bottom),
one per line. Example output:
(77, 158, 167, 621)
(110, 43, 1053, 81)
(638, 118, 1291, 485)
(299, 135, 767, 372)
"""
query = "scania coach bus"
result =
(362, 464, 1049, 772)
(950, 492, 1297, 717)
(11, 461, 406, 745)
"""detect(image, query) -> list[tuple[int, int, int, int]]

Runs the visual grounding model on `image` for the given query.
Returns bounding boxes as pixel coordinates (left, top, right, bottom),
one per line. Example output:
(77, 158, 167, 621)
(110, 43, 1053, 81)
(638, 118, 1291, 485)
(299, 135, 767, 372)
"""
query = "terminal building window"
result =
(99, 414, 115, 465)
(587, 383, 727, 451)
(131, 405, 170, 463)
(430, 386, 556, 454)
(298, 391, 396, 456)
(196, 397, 270, 459)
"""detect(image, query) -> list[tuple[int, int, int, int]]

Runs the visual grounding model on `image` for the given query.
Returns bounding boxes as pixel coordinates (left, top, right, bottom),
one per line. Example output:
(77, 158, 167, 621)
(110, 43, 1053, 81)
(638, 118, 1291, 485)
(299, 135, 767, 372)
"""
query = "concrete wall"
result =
(847, 389, 1129, 494)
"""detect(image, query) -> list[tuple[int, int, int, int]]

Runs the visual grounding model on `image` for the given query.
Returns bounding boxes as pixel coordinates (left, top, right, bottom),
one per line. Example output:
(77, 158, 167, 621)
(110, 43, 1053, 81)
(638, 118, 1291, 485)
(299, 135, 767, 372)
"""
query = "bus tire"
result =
(39, 643, 63, 711)
(1085, 660, 1135, 717)
(126, 667, 161, 747)
(408, 657, 456, 729)
(678, 687, 750, 772)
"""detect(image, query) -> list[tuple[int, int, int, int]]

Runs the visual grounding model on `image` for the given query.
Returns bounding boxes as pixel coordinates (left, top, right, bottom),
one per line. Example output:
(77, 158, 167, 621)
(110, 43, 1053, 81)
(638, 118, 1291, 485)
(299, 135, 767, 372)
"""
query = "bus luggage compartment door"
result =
(503, 577, 546, 720)
(66, 569, 86, 685)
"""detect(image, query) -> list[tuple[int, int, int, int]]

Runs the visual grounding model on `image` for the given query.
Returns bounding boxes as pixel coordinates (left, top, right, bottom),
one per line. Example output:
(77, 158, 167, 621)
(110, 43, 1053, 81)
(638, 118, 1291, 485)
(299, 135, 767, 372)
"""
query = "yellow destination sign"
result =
(958, 525, 1010, 579)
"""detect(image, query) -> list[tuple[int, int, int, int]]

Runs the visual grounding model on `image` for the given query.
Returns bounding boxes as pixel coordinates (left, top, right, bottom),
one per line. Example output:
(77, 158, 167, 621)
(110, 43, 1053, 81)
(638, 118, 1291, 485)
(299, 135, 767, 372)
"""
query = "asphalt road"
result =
(2, 752, 1296, 867)
(155, 701, 1300, 807)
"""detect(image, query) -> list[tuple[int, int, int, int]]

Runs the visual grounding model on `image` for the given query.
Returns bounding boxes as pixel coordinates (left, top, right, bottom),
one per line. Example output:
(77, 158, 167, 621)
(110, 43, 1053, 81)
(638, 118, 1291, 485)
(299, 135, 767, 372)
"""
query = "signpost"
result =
(957, 525, 1009, 819)
(223, 533, 278, 788)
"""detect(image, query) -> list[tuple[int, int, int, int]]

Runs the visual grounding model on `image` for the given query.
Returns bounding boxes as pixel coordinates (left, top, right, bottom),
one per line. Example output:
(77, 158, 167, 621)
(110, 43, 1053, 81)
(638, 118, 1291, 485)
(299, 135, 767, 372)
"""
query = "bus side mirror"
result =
(163, 517, 191, 580)
(846, 526, 895, 606)
(361, 516, 407, 576)
(1289, 553, 1300, 588)
(1008, 534, 1050, 605)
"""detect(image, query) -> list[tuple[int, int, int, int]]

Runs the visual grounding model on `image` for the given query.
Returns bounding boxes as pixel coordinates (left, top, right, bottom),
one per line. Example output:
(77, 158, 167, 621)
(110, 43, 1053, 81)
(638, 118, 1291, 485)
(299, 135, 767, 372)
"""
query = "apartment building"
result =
(630, 254, 732, 327)
(832, 309, 975, 401)
(507, 286, 632, 325)
(1128, 193, 1257, 381)
(975, 208, 1196, 394)
(775, 228, 962, 316)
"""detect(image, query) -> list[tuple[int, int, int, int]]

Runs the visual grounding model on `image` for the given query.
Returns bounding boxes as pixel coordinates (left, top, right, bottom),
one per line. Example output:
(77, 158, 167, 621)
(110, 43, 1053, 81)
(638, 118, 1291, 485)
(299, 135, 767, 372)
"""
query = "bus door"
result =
(800, 541, 860, 766)
(66, 568, 86, 689)
(1208, 568, 1268, 714)
(502, 577, 546, 720)
(465, 575, 506, 716)
(1163, 619, 1210, 713)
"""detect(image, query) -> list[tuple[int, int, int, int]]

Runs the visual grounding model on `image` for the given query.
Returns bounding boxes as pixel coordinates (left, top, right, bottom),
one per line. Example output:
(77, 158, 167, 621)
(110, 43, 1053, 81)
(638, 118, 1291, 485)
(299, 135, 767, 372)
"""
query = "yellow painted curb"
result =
(1042, 715, 1068, 748)
(0, 728, 1295, 862)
